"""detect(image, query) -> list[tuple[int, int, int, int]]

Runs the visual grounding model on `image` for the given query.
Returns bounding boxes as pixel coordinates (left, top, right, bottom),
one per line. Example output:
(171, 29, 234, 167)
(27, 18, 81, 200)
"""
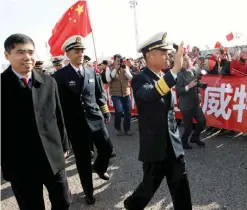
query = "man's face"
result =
(183, 55, 191, 69)
(4, 43, 36, 74)
(127, 59, 133, 68)
(192, 47, 199, 57)
(241, 47, 247, 59)
(114, 57, 121, 69)
(93, 61, 97, 68)
(148, 49, 169, 69)
(54, 65, 62, 71)
(103, 64, 108, 70)
(66, 48, 84, 66)
(98, 64, 104, 71)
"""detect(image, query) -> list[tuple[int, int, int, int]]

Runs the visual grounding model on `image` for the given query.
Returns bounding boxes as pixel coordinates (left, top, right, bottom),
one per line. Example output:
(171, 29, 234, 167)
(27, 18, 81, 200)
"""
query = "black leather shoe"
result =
(85, 195, 96, 205)
(182, 142, 192, 150)
(92, 168, 110, 180)
(97, 172, 110, 180)
(195, 140, 205, 147)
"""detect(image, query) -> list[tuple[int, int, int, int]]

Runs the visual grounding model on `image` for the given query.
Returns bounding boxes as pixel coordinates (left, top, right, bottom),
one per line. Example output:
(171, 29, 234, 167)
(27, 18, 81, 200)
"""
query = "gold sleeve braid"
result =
(100, 104, 110, 114)
(154, 77, 170, 96)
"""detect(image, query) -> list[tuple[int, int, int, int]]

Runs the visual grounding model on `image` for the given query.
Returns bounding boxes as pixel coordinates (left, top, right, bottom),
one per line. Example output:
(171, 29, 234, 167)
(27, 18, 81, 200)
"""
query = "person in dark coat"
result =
(176, 54, 206, 149)
(53, 35, 112, 205)
(124, 32, 192, 210)
(1, 33, 72, 210)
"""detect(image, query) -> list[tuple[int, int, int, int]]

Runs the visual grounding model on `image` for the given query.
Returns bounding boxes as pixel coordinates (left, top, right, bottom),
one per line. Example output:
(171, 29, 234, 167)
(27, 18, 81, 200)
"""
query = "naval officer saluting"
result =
(53, 35, 112, 205)
(124, 32, 192, 210)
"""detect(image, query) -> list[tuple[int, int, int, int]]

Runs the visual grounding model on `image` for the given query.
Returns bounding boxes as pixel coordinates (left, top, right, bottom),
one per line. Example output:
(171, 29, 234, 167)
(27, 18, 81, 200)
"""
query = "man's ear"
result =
(4, 51, 10, 61)
(65, 52, 70, 59)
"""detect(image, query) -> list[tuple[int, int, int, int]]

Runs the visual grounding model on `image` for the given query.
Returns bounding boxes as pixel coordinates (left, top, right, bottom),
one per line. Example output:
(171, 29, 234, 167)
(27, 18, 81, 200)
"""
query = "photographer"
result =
(176, 54, 206, 149)
(105, 54, 133, 136)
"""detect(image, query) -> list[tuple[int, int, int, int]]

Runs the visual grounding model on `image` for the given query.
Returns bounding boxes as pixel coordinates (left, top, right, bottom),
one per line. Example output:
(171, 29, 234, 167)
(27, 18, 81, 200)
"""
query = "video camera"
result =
(119, 57, 126, 69)
(195, 69, 208, 90)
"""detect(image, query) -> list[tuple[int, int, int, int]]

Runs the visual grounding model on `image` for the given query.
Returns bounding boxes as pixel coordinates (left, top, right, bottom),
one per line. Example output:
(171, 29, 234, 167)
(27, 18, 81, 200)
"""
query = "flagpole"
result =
(91, 31, 98, 63)
(85, 0, 98, 63)
(129, 0, 139, 58)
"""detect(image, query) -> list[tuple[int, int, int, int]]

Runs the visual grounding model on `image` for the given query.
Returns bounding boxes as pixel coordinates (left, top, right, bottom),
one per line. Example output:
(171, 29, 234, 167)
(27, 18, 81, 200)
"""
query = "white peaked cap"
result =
(61, 35, 85, 52)
(137, 32, 174, 53)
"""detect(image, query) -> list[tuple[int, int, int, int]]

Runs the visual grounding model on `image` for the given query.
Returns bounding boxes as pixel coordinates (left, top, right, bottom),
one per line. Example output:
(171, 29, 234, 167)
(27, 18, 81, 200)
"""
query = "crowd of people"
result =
(80, 45, 247, 78)
(1, 31, 246, 210)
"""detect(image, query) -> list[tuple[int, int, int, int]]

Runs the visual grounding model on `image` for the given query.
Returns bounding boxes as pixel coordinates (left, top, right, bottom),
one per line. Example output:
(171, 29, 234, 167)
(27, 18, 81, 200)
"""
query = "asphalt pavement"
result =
(1, 119, 247, 210)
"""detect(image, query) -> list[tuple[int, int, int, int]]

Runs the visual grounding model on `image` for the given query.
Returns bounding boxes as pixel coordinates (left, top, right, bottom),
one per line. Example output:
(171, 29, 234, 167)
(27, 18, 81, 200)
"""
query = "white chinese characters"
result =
(232, 85, 247, 123)
(202, 84, 247, 123)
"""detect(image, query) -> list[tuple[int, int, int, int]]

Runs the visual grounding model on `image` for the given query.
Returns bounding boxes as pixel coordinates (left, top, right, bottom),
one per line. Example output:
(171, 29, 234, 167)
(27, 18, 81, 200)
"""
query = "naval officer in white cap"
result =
(52, 57, 64, 71)
(124, 32, 192, 210)
(52, 35, 113, 205)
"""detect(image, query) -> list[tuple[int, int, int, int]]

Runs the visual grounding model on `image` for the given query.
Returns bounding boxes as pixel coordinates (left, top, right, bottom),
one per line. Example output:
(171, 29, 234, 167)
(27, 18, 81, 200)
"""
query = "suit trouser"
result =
(181, 108, 206, 143)
(125, 155, 192, 210)
(90, 127, 114, 153)
(10, 169, 72, 210)
(70, 126, 112, 196)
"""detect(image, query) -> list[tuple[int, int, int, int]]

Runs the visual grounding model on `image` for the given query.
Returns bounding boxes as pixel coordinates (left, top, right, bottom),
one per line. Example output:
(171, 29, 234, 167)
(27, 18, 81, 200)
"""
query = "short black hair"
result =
(102, 60, 108, 65)
(114, 54, 121, 61)
(4, 33, 35, 53)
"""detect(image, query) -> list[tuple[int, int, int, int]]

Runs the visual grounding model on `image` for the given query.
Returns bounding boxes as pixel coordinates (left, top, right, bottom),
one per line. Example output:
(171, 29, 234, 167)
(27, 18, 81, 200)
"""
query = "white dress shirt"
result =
(12, 68, 32, 88)
(70, 63, 83, 74)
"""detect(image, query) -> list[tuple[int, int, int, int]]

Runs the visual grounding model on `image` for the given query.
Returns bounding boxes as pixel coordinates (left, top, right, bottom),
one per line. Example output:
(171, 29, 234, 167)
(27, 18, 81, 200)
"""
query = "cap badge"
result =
(162, 32, 167, 41)
(76, 36, 82, 43)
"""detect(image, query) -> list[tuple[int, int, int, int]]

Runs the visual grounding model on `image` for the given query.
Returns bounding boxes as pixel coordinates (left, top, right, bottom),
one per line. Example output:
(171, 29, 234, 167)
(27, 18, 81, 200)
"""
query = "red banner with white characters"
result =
(105, 75, 247, 133)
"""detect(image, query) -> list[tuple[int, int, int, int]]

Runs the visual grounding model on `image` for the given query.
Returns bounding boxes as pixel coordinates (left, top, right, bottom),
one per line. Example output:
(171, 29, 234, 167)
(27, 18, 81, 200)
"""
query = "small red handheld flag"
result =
(214, 41, 222, 49)
(226, 32, 234, 41)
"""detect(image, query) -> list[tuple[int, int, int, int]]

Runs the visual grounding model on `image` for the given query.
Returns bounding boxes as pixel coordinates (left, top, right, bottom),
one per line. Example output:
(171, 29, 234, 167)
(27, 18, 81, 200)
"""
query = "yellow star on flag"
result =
(75, 5, 84, 16)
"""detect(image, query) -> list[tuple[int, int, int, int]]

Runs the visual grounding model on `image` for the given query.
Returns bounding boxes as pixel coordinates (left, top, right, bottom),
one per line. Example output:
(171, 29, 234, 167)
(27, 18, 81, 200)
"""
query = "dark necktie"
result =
(77, 70, 84, 91)
(21, 78, 29, 87)
(77, 69, 84, 78)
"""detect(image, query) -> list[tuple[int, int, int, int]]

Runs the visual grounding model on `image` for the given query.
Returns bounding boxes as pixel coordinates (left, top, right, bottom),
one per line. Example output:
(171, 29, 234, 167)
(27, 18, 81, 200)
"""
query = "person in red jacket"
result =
(230, 46, 247, 76)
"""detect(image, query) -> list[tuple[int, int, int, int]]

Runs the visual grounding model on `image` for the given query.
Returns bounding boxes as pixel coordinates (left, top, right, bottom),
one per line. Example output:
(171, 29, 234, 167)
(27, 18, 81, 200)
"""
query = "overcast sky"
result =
(1, 0, 246, 67)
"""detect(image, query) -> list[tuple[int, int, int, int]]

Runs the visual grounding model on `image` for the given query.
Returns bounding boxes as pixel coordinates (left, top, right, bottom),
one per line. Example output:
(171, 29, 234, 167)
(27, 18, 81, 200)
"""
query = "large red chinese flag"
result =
(226, 32, 234, 41)
(48, 0, 92, 56)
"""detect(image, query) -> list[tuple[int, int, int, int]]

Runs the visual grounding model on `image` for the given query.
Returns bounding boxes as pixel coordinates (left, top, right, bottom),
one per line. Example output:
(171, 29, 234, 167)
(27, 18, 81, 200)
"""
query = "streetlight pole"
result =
(129, 0, 139, 57)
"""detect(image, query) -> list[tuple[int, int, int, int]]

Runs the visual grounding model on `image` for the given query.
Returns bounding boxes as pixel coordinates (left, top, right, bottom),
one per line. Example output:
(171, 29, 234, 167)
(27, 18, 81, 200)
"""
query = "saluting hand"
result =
(172, 42, 184, 74)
